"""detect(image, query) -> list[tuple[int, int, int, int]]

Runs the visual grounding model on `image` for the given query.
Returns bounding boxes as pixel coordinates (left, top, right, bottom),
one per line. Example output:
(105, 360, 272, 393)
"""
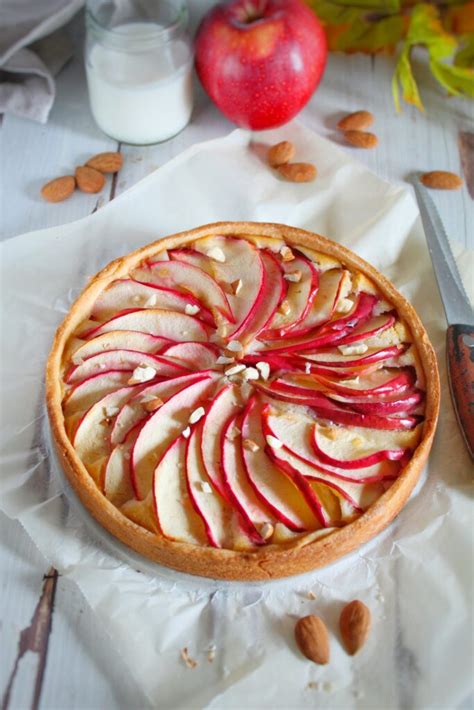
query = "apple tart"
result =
(46, 222, 439, 580)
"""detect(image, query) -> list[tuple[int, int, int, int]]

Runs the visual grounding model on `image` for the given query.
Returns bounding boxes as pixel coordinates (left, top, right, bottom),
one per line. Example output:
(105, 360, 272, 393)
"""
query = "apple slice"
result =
(282, 368, 415, 398)
(318, 291, 378, 335)
(132, 260, 234, 322)
(201, 383, 245, 498)
(261, 291, 377, 353)
(153, 436, 208, 545)
(301, 344, 406, 368)
(111, 371, 212, 445)
(103, 422, 142, 506)
(266, 447, 362, 521)
(260, 256, 319, 338)
(332, 313, 395, 347)
(282, 355, 381, 379)
(276, 269, 346, 340)
(169, 248, 216, 276)
(240, 397, 319, 531)
(338, 390, 424, 414)
(70, 331, 171, 363)
(262, 411, 383, 511)
(80, 308, 209, 342)
(159, 342, 218, 370)
(260, 380, 420, 430)
(241, 251, 286, 343)
(91, 278, 214, 324)
(263, 406, 409, 482)
(261, 312, 394, 355)
(64, 371, 133, 416)
(131, 375, 218, 499)
(312, 423, 409, 470)
(72, 384, 138, 466)
(66, 349, 189, 384)
(185, 425, 235, 549)
(221, 414, 274, 543)
(193, 236, 265, 338)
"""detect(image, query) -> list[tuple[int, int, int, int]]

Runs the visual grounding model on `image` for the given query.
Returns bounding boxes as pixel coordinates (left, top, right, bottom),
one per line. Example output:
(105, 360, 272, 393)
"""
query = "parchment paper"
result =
(1, 123, 473, 710)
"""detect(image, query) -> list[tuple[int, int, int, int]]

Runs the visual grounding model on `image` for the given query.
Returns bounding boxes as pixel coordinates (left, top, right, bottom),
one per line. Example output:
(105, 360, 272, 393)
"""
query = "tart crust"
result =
(46, 222, 440, 580)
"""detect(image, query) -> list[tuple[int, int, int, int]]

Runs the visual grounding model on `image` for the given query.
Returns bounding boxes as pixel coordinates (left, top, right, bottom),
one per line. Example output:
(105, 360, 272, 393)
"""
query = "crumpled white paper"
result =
(1, 123, 473, 710)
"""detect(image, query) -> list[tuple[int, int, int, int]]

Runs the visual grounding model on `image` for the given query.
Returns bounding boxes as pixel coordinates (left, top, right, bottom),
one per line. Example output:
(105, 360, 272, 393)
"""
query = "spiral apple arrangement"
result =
(60, 232, 425, 550)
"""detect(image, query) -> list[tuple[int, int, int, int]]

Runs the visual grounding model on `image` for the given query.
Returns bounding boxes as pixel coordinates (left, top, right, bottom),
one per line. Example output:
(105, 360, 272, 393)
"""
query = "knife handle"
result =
(446, 324, 474, 460)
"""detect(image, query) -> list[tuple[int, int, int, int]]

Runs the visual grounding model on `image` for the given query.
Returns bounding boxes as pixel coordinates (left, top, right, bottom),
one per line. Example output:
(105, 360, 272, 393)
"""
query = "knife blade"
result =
(412, 181, 474, 460)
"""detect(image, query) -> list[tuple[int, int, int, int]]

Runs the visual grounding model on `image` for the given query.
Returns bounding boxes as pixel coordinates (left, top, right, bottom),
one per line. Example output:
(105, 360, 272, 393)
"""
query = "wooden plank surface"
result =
(1, 7, 472, 710)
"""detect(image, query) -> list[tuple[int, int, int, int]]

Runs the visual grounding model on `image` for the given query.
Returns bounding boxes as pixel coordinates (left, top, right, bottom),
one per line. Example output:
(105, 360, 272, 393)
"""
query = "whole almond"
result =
(344, 130, 378, 149)
(75, 166, 106, 194)
(337, 110, 374, 131)
(339, 600, 371, 655)
(420, 171, 463, 190)
(86, 151, 123, 174)
(294, 615, 329, 664)
(41, 176, 75, 203)
(277, 162, 317, 183)
(268, 141, 295, 167)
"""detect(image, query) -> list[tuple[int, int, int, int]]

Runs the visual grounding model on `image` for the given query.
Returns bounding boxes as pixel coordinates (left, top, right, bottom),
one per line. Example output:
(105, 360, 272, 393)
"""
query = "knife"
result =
(412, 181, 474, 460)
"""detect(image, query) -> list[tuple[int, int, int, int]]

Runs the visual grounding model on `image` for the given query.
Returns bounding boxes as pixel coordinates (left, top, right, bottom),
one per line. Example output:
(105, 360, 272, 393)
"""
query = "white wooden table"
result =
(1, 8, 472, 710)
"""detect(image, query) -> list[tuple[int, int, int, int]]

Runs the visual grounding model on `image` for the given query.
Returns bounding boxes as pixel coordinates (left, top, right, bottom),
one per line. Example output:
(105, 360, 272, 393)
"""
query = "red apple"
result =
(195, 0, 327, 129)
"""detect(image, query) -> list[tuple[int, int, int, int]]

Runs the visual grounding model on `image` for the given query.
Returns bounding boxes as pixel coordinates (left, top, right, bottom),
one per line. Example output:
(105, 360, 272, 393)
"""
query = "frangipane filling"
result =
(61, 235, 425, 550)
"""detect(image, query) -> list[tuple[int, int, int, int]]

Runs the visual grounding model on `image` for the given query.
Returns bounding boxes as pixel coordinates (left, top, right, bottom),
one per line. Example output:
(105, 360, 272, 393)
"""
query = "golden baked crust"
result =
(46, 222, 439, 580)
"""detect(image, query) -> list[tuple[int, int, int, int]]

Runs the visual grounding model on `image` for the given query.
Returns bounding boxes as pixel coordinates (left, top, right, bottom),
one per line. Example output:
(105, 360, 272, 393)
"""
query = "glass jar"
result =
(85, 0, 193, 145)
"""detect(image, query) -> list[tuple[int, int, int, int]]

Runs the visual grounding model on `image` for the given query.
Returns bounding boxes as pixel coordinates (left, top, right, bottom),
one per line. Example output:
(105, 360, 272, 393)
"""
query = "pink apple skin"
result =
(260, 312, 394, 355)
(311, 424, 406, 470)
(345, 390, 424, 414)
(65, 348, 189, 384)
(262, 445, 331, 526)
(232, 251, 286, 342)
(319, 293, 378, 334)
(240, 398, 312, 531)
(266, 446, 362, 515)
(276, 268, 342, 340)
(299, 368, 416, 398)
(262, 406, 401, 484)
(243, 353, 379, 380)
(220, 414, 265, 545)
(185, 426, 221, 548)
(301, 344, 406, 369)
(260, 255, 319, 339)
(227, 252, 265, 341)
(195, 0, 327, 130)
(259, 381, 420, 430)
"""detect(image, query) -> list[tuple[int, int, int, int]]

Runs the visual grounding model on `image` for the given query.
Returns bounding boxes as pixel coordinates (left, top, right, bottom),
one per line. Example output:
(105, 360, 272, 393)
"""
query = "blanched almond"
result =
(337, 110, 374, 131)
(268, 141, 295, 167)
(277, 162, 317, 183)
(86, 151, 123, 173)
(75, 166, 106, 193)
(41, 176, 75, 203)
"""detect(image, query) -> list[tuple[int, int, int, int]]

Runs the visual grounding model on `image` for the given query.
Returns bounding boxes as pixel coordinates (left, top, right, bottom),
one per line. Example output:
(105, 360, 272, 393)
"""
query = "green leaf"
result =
(430, 59, 474, 97)
(325, 0, 400, 10)
(335, 15, 404, 52)
(455, 34, 474, 68)
(391, 3, 473, 110)
(403, 4, 456, 59)
(392, 51, 424, 111)
(306, 0, 404, 52)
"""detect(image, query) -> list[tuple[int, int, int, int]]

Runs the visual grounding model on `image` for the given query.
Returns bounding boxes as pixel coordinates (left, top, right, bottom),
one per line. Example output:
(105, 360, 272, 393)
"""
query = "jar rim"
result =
(86, 0, 188, 48)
